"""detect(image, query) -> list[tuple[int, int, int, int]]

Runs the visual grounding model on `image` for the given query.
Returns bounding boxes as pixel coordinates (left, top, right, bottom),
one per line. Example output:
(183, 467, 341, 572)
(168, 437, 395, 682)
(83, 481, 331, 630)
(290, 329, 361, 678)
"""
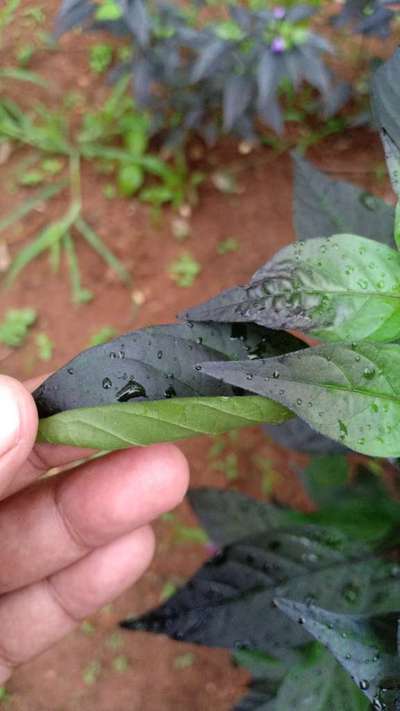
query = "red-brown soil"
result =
(0, 2, 394, 709)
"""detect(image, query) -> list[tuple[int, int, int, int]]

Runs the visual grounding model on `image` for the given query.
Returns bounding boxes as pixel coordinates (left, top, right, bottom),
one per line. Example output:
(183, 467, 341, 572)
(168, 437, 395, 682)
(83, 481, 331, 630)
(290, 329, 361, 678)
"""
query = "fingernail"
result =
(0, 383, 20, 456)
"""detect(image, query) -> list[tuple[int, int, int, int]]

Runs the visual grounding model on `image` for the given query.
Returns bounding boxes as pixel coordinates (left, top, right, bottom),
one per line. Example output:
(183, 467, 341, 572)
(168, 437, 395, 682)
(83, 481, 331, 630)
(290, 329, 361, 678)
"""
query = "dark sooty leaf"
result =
(121, 525, 369, 656)
(33, 322, 305, 418)
(293, 153, 395, 246)
(187, 488, 296, 546)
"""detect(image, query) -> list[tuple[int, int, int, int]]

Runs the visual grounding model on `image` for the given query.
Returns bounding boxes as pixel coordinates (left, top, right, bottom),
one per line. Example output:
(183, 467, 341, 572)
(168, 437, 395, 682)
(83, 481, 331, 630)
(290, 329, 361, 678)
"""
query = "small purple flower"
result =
(271, 36, 286, 54)
(205, 542, 220, 557)
(273, 6, 286, 20)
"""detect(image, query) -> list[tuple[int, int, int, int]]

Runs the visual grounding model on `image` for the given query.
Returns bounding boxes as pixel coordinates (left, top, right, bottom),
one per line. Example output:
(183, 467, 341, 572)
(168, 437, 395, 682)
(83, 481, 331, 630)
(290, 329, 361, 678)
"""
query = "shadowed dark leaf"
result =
(293, 154, 394, 245)
(264, 419, 347, 455)
(34, 321, 304, 418)
(121, 525, 373, 656)
(223, 76, 253, 132)
(187, 488, 299, 546)
(54, 0, 94, 36)
(372, 48, 400, 148)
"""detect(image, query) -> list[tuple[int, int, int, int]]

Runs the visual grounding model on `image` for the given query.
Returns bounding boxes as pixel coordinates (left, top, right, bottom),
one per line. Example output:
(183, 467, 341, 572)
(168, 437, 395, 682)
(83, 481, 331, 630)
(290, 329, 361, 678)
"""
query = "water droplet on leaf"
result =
(165, 385, 177, 399)
(363, 367, 375, 380)
(116, 379, 147, 402)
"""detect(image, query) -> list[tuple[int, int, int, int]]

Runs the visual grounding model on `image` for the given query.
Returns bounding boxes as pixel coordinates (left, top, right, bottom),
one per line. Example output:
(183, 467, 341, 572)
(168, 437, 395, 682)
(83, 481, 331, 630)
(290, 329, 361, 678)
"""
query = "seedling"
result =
(89, 43, 113, 74)
(168, 253, 201, 287)
(112, 655, 129, 673)
(35, 333, 54, 361)
(173, 653, 196, 670)
(82, 660, 102, 686)
(0, 308, 36, 347)
(217, 237, 240, 255)
(88, 327, 118, 347)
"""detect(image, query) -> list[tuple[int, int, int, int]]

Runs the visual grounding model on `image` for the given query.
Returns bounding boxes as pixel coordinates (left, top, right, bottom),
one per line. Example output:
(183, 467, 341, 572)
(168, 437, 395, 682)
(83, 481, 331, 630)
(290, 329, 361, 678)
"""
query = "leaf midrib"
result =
(262, 375, 400, 405)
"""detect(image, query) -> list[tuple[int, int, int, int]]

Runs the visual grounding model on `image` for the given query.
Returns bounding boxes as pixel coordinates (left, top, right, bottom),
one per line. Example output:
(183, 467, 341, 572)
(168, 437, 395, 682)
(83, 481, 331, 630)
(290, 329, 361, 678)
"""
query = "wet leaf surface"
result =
(34, 321, 304, 418)
(201, 342, 400, 456)
(185, 235, 400, 342)
(275, 599, 400, 709)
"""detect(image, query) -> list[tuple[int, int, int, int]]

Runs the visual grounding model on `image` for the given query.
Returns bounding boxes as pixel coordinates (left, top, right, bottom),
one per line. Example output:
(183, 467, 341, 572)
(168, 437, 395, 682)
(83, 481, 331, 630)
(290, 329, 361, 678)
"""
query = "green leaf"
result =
(274, 644, 369, 711)
(0, 67, 49, 88)
(5, 205, 80, 287)
(37, 396, 291, 449)
(185, 235, 400, 342)
(0, 181, 66, 234)
(293, 154, 395, 247)
(275, 599, 400, 708)
(95, 0, 123, 21)
(35, 332, 54, 361)
(169, 254, 202, 288)
(63, 232, 93, 305)
(307, 464, 400, 544)
(117, 164, 144, 197)
(301, 455, 349, 508)
(88, 327, 118, 347)
(233, 648, 289, 682)
(201, 341, 400, 456)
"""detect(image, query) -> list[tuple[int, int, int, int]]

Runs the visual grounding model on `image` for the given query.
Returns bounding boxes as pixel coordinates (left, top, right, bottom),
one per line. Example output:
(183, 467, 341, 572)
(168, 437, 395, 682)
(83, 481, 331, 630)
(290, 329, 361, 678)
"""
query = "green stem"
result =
(63, 232, 93, 305)
(69, 151, 82, 211)
(395, 201, 400, 251)
(0, 180, 67, 233)
(75, 217, 131, 285)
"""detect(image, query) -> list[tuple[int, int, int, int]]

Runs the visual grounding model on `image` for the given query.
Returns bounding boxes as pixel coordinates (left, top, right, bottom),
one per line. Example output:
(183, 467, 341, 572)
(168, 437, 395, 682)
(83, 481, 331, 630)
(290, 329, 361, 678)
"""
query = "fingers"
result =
(2, 373, 93, 497)
(0, 374, 92, 499)
(4, 442, 95, 498)
(0, 444, 189, 594)
(0, 376, 38, 497)
(0, 526, 155, 683)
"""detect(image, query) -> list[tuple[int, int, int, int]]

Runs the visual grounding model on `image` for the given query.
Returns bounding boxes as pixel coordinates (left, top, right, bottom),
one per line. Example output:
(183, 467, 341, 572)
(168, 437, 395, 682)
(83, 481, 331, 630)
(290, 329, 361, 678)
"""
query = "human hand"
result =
(0, 374, 189, 682)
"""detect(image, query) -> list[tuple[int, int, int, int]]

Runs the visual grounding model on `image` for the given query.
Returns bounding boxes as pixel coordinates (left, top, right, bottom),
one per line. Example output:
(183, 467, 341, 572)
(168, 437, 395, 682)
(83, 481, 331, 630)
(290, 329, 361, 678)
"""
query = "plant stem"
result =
(75, 217, 131, 285)
(0, 180, 67, 233)
(69, 151, 82, 211)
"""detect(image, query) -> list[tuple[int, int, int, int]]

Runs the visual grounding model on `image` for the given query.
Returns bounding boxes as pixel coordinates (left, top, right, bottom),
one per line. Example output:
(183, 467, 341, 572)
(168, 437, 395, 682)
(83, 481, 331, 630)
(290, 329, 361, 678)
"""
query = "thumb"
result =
(0, 375, 38, 496)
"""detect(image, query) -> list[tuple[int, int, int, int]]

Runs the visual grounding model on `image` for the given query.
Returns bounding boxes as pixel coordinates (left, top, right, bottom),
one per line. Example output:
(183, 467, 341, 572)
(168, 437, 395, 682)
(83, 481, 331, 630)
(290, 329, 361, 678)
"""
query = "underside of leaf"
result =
(37, 396, 292, 449)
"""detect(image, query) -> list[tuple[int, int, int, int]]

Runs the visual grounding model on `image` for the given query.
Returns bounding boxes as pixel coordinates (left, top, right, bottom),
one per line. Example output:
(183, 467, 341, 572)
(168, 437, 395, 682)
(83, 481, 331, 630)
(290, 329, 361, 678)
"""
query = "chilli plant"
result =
(335, 0, 400, 37)
(28, 49, 400, 708)
(56, 0, 350, 143)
